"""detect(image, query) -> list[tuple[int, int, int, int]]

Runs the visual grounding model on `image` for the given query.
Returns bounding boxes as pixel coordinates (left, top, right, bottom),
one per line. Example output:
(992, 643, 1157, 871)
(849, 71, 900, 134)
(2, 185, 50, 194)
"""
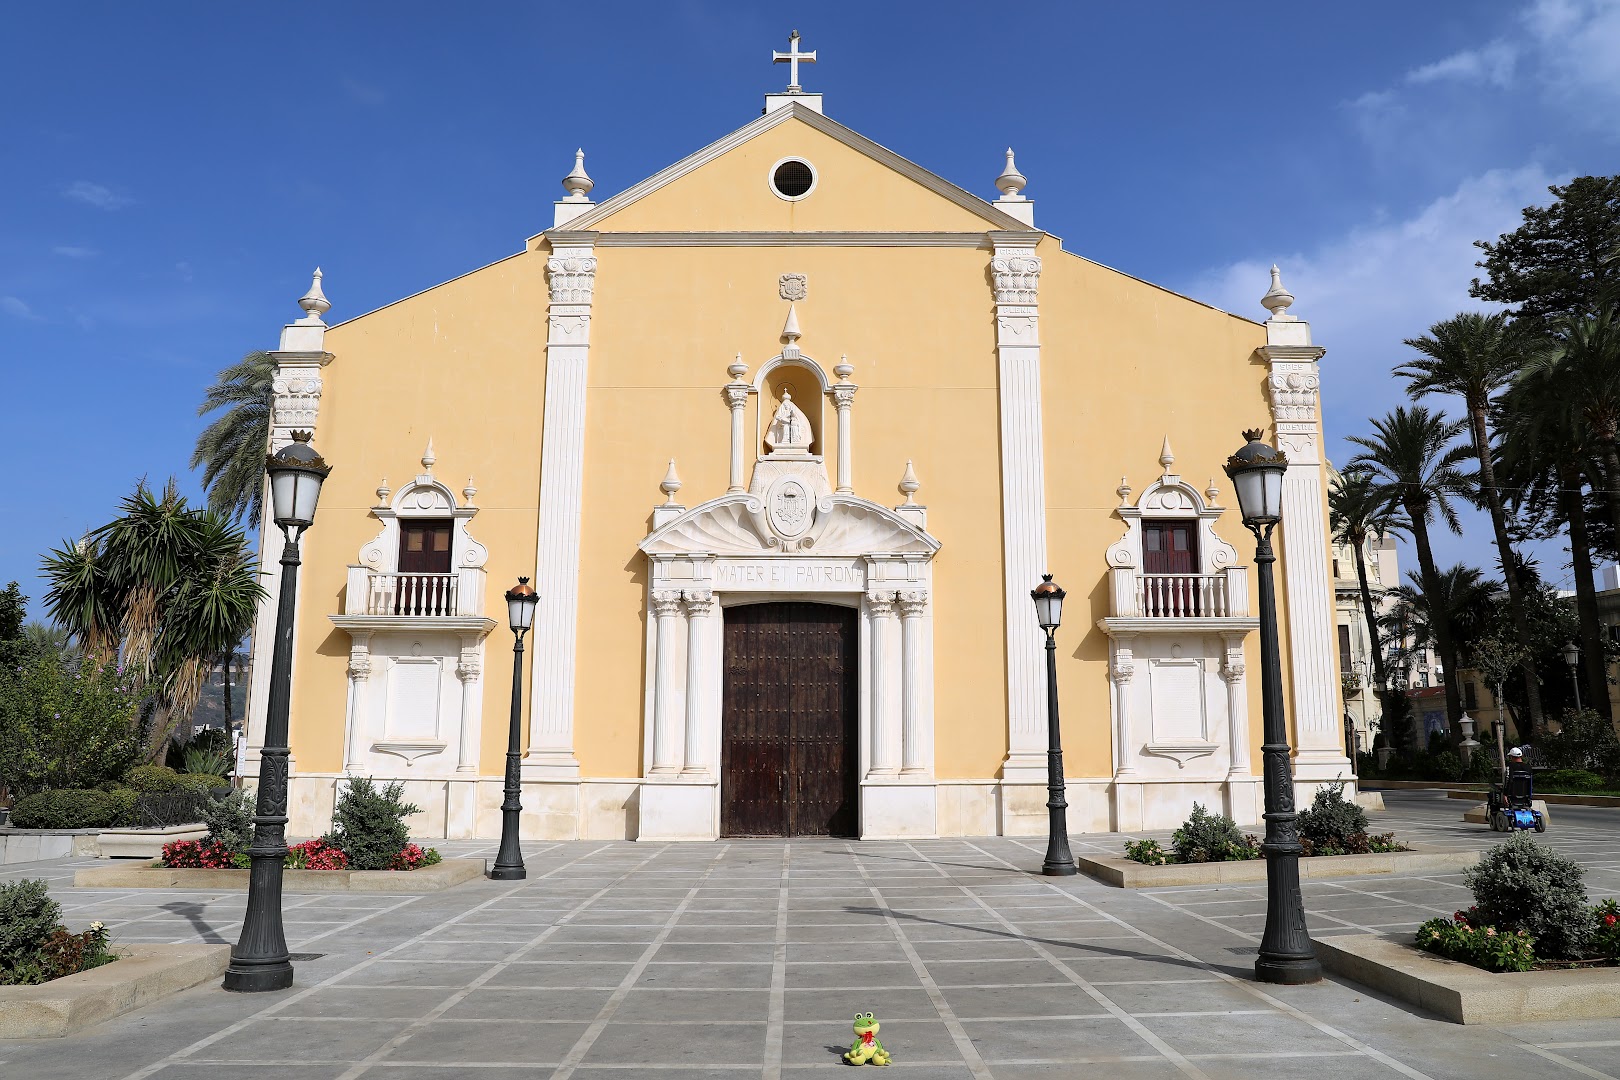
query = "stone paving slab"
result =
(0, 795, 1617, 1078)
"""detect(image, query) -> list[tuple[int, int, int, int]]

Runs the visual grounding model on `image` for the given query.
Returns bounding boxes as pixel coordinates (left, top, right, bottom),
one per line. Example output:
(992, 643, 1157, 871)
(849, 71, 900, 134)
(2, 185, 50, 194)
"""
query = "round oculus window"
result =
(770, 158, 816, 200)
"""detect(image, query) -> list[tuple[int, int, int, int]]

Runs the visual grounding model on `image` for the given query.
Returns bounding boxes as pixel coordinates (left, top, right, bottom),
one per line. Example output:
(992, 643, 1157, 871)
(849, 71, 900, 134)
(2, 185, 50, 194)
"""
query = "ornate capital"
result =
(866, 590, 898, 618)
(682, 588, 716, 618)
(1219, 660, 1246, 683)
(897, 590, 928, 618)
(271, 372, 323, 437)
(1266, 365, 1320, 423)
(722, 383, 751, 410)
(1112, 660, 1135, 685)
(991, 253, 1042, 305)
(829, 382, 858, 410)
(651, 590, 686, 619)
(347, 651, 371, 680)
(547, 253, 598, 305)
(456, 648, 482, 681)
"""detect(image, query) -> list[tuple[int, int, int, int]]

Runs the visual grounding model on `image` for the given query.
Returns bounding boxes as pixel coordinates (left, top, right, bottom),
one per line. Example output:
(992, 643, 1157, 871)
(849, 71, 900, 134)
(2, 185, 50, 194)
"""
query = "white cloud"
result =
(1406, 41, 1517, 87)
(52, 245, 98, 258)
(1, 296, 38, 319)
(61, 181, 133, 210)
(1522, 0, 1620, 107)
(1184, 163, 1568, 574)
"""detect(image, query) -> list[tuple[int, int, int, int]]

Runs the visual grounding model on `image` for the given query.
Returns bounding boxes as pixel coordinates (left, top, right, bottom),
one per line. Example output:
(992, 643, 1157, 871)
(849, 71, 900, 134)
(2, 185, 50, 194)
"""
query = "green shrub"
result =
(1593, 899, 1620, 959)
(1433, 750, 1463, 782)
(169, 728, 234, 778)
(1170, 803, 1257, 863)
(10, 789, 119, 829)
(1415, 915, 1535, 972)
(122, 764, 184, 793)
(202, 790, 256, 854)
(1540, 769, 1606, 793)
(1544, 708, 1620, 774)
(1465, 834, 1593, 959)
(106, 788, 138, 827)
(0, 880, 61, 971)
(1123, 838, 1170, 865)
(0, 654, 145, 796)
(173, 774, 229, 795)
(1297, 785, 1368, 850)
(326, 777, 420, 870)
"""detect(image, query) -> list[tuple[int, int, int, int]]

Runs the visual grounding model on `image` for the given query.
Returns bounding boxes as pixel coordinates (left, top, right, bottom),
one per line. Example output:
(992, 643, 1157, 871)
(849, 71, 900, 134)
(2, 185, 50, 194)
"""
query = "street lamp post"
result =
(490, 578, 539, 880)
(224, 431, 330, 993)
(1031, 575, 1076, 877)
(1225, 429, 1321, 985)
(1563, 642, 1582, 711)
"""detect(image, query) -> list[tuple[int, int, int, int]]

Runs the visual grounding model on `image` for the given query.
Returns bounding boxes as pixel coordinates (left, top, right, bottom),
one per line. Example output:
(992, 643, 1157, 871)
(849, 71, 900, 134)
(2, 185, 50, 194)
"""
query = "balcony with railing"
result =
(338, 566, 489, 622)
(1106, 565, 1252, 627)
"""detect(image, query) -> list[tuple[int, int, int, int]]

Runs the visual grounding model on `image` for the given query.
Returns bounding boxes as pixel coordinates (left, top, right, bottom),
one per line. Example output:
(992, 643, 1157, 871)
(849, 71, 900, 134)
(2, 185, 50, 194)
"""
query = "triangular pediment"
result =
(640, 493, 939, 558)
(540, 103, 1032, 237)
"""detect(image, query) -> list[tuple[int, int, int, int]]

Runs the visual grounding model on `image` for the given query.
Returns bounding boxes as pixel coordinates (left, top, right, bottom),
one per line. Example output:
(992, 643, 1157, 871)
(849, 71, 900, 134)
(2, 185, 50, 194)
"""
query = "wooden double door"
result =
(720, 602, 859, 837)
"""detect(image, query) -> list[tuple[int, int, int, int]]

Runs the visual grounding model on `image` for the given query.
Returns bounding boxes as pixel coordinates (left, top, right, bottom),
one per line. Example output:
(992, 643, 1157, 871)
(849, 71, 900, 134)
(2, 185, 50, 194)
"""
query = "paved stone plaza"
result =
(3, 791, 1619, 1080)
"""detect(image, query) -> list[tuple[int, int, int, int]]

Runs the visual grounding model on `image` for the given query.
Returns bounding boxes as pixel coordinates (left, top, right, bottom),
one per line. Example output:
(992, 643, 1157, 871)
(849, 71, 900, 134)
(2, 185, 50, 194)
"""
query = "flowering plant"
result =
(286, 839, 347, 870)
(1591, 899, 1620, 959)
(1124, 838, 1170, 865)
(160, 839, 239, 869)
(387, 843, 442, 871)
(1415, 909, 1535, 972)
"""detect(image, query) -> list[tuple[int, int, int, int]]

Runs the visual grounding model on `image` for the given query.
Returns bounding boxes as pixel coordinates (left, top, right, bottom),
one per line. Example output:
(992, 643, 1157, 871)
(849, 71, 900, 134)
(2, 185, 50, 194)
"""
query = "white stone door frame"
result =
(637, 497, 940, 841)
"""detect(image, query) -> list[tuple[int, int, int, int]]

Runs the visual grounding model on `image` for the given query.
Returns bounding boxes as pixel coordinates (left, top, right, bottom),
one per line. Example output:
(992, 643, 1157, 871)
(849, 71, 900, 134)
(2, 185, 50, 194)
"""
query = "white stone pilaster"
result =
(989, 235, 1049, 783)
(681, 589, 715, 775)
(830, 373, 857, 495)
(1259, 275, 1352, 779)
(1220, 633, 1250, 778)
(898, 590, 928, 774)
(724, 374, 750, 494)
(1110, 636, 1137, 776)
(343, 633, 371, 772)
(455, 636, 484, 774)
(649, 590, 686, 775)
(867, 590, 899, 776)
(527, 237, 597, 778)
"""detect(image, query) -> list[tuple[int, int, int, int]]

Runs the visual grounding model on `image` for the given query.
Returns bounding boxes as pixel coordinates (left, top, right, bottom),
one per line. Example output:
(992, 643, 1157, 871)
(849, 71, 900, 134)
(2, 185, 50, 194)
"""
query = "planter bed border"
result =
(1317, 933, 1620, 1024)
(1443, 788, 1620, 809)
(72, 857, 484, 892)
(1076, 844, 1478, 888)
(0, 943, 228, 1039)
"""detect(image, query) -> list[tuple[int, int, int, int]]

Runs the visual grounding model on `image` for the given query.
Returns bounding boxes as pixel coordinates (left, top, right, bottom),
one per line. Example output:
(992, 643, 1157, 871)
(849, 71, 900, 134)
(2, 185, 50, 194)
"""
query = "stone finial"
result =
(835, 354, 854, 381)
(562, 148, 594, 201)
(1117, 476, 1132, 507)
(898, 460, 920, 505)
(297, 267, 330, 324)
(728, 353, 748, 380)
(1159, 435, 1175, 473)
(376, 476, 391, 506)
(463, 477, 478, 503)
(1206, 477, 1220, 504)
(995, 148, 1027, 199)
(781, 302, 802, 359)
(660, 459, 683, 505)
(421, 439, 436, 473)
(1261, 264, 1296, 319)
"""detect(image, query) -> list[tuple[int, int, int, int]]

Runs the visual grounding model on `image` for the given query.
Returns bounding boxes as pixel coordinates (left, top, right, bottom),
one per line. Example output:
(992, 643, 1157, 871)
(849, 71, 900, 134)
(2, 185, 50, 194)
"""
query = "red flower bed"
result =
(287, 839, 347, 870)
(387, 843, 442, 871)
(160, 839, 238, 868)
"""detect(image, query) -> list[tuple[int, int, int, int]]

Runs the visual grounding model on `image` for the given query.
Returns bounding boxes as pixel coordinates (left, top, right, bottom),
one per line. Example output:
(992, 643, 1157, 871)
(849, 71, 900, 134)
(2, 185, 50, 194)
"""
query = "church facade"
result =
(243, 43, 1352, 841)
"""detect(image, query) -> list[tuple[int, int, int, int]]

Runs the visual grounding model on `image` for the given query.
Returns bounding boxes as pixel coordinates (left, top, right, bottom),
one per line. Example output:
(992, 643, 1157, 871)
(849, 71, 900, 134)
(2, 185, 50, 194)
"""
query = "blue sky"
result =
(4, 0, 1618, 614)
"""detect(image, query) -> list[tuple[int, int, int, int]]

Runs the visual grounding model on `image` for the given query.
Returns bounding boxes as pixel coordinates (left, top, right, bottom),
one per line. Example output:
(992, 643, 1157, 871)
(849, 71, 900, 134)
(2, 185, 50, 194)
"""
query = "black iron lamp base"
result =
(487, 864, 527, 881)
(1041, 862, 1078, 877)
(1255, 955, 1323, 985)
(222, 958, 294, 993)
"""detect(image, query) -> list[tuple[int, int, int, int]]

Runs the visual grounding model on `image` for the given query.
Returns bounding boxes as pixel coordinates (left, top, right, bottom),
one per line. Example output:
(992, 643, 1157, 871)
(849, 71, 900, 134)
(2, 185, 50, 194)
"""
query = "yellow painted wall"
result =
(287, 253, 548, 774)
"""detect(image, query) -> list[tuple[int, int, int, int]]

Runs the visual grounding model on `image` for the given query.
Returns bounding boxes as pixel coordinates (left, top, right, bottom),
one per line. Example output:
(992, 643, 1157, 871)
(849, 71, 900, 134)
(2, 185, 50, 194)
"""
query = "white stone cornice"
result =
(588, 232, 1001, 248)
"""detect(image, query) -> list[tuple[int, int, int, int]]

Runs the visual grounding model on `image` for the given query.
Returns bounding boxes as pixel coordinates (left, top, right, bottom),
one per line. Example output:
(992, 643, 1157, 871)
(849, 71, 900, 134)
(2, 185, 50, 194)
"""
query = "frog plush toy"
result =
(843, 1012, 891, 1066)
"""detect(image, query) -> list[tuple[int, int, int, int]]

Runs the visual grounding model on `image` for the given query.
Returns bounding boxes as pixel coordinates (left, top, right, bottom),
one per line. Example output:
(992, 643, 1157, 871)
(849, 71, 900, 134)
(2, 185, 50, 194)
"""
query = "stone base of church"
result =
(277, 771, 1353, 841)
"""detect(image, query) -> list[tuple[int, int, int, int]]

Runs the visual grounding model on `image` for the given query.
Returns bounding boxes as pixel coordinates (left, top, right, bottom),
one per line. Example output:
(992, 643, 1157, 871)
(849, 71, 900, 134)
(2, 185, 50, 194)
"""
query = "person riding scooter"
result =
(1487, 746, 1546, 832)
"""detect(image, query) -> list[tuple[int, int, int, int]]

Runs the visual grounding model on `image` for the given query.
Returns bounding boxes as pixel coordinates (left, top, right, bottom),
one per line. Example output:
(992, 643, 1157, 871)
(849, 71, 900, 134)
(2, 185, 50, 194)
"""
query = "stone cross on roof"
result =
(772, 30, 817, 92)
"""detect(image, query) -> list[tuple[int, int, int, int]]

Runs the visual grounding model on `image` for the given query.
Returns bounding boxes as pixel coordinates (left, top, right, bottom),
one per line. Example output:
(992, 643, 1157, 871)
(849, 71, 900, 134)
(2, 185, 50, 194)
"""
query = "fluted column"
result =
(455, 638, 483, 774)
(868, 591, 899, 776)
(344, 634, 371, 772)
(649, 590, 686, 775)
(830, 365, 857, 495)
(898, 590, 928, 774)
(1111, 636, 1137, 776)
(1222, 633, 1252, 779)
(681, 589, 715, 775)
(724, 360, 751, 494)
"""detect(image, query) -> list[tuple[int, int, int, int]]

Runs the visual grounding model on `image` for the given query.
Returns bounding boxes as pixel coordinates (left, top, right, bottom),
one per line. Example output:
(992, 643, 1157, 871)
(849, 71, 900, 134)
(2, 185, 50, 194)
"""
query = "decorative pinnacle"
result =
(297, 267, 330, 323)
(1159, 435, 1175, 472)
(728, 352, 748, 380)
(376, 476, 391, 505)
(1242, 427, 1264, 442)
(1261, 264, 1295, 319)
(780, 303, 802, 358)
(463, 477, 478, 503)
(421, 438, 436, 472)
(834, 354, 854, 381)
(1117, 476, 1132, 506)
(995, 147, 1027, 199)
(1206, 477, 1220, 503)
(562, 148, 593, 201)
(660, 459, 683, 505)
(898, 460, 920, 505)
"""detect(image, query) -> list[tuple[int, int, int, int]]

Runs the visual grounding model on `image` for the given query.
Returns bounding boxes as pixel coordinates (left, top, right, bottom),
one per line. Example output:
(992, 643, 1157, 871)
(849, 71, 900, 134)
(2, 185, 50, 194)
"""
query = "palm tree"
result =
(1398, 311, 1547, 733)
(1387, 565, 1497, 661)
(1347, 406, 1473, 739)
(1525, 305, 1620, 531)
(41, 480, 264, 760)
(1328, 470, 1408, 730)
(191, 351, 276, 527)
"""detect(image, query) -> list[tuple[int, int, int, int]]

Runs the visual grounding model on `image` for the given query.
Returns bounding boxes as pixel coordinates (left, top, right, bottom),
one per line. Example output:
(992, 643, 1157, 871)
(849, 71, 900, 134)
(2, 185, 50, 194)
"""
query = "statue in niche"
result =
(765, 389, 814, 456)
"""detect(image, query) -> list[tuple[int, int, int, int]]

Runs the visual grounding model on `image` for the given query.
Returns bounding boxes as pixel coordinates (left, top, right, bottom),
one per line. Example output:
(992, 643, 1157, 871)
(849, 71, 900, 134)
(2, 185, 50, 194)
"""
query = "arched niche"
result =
(754, 355, 826, 459)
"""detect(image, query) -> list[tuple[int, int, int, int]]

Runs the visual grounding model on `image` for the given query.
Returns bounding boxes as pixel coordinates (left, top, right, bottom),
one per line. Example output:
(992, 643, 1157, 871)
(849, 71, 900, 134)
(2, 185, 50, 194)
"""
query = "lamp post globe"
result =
(1563, 643, 1582, 711)
(491, 577, 540, 880)
(1224, 429, 1320, 985)
(1030, 574, 1076, 876)
(224, 431, 330, 993)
